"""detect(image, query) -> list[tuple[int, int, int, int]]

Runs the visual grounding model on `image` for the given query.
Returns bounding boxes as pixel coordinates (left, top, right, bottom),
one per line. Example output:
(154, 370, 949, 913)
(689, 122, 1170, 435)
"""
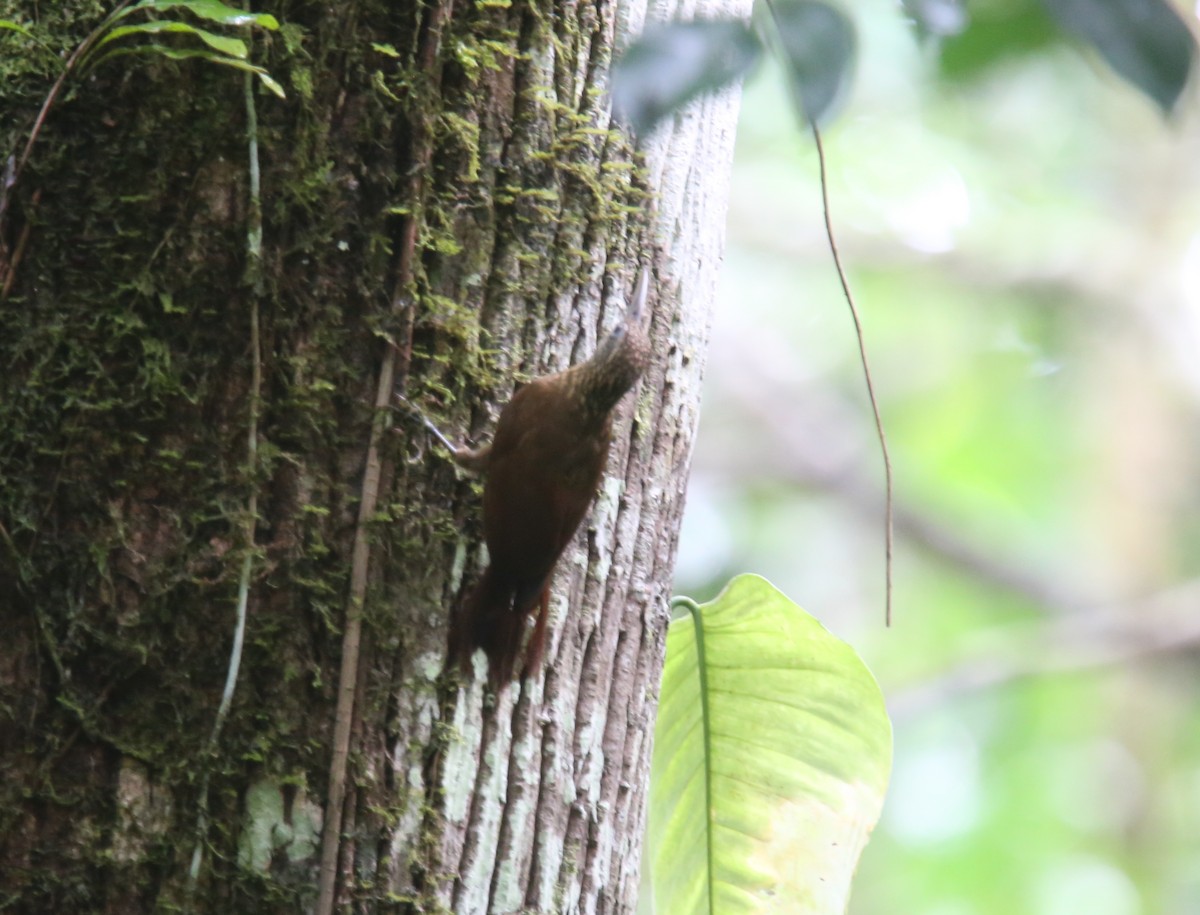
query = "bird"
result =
(429, 271, 651, 683)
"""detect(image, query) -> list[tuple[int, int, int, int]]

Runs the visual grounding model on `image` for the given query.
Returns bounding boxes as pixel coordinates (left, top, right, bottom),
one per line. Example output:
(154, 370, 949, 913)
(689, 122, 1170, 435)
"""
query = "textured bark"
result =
(0, 0, 747, 912)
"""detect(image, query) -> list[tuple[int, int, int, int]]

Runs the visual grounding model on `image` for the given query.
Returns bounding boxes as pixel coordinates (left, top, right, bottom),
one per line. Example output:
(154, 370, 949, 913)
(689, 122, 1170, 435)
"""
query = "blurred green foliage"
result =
(673, 1, 1200, 912)
(938, 0, 1059, 77)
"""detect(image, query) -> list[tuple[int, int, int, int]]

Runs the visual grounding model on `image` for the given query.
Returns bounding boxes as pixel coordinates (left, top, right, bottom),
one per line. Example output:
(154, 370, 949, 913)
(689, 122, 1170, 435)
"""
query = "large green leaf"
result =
(647, 575, 891, 915)
(1039, 0, 1195, 114)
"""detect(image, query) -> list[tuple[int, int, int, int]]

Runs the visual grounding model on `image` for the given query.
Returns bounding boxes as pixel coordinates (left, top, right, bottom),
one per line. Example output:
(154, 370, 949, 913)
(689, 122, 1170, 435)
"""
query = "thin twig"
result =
(315, 374, 391, 915)
(0, 189, 39, 300)
(811, 124, 894, 626)
(184, 71, 263, 908)
(314, 5, 450, 911)
(395, 394, 458, 452)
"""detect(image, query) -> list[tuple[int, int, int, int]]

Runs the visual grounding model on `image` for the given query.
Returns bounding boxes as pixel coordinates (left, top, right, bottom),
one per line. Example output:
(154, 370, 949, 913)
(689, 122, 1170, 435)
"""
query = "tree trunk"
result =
(0, 0, 747, 912)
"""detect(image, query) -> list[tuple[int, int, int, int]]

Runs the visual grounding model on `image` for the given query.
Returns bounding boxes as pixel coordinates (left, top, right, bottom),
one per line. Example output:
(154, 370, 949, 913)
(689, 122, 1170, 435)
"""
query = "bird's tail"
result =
(449, 566, 551, 684)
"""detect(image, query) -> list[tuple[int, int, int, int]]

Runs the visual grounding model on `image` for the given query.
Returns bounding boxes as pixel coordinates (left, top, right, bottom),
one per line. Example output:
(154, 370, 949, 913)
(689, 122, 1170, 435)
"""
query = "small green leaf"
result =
(254, 70, 285, 98)
(159, 292, 186, 314)
(0, 19, 35, 38)
(0, 18, 59, 61)
(900, 0, 968, 37)
(129, 0, 279, 30)
(98, 21, 249, 59)
(770, 0, 857, 126)
(371, 42, 401, 58)
(1039, 0, 1196, 114)
(649, 575, 892, 915)
(90, 45, 286, 98)
(612, 19, 762, 137)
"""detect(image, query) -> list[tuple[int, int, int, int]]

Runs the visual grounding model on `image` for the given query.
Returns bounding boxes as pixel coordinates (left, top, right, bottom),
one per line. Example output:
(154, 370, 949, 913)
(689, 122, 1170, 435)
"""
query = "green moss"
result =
(451, 22, 520, 79)
(438, 112, 482, 182)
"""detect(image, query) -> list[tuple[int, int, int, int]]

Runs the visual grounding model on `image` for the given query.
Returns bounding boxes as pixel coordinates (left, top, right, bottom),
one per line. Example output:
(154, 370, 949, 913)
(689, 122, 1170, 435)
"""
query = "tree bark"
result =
(0, 0, 748, 912)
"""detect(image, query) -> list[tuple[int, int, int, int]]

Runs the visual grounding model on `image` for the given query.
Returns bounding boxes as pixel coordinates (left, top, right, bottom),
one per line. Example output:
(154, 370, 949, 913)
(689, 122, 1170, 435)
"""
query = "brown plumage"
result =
(449, 272, 651, 683)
